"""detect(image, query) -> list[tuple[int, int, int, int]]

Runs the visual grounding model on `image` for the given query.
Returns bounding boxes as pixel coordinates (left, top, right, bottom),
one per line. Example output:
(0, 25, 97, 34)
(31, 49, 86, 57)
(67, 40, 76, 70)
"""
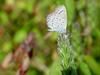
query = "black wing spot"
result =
(58, 10, 63, 14)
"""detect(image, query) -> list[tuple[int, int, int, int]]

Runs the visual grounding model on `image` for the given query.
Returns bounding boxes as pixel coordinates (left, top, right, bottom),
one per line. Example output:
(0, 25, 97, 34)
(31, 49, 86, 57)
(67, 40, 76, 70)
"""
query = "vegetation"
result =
(0, 0, 100, 75)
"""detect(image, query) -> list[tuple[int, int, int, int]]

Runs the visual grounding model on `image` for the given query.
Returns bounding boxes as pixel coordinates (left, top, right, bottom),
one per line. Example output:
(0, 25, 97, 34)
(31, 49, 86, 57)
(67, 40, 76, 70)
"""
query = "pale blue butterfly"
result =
(46, 6, 67, 33)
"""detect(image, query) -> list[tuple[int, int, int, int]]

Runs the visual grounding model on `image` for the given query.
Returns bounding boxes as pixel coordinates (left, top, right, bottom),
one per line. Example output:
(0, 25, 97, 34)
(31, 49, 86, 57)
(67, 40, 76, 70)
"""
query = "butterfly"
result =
(46, 5, 67, 33)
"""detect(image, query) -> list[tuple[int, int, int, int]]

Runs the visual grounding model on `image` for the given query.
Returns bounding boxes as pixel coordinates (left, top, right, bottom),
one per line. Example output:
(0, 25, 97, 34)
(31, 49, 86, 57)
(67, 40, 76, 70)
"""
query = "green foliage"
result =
(13, 28, 27, 43)
(46, 59, 62, 75)
(79, 62, 92, 75)
(65, 0, 75, 26)
(84, 55, 100, 75)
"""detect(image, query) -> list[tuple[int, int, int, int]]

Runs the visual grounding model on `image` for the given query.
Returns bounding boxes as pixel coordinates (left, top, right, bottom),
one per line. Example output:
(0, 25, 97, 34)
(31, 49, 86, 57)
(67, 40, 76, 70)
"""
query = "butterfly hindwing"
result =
(46, 5, 67, 33)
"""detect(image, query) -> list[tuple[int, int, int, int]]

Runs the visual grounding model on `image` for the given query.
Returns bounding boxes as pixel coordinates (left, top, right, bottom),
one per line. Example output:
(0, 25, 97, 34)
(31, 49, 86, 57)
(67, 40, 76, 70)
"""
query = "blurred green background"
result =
(0, 0, 100, 75)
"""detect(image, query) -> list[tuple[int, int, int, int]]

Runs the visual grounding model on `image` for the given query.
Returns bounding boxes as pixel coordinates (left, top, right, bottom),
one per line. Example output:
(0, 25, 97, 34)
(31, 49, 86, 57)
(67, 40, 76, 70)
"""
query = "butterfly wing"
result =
(46, 6, 67, 33)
